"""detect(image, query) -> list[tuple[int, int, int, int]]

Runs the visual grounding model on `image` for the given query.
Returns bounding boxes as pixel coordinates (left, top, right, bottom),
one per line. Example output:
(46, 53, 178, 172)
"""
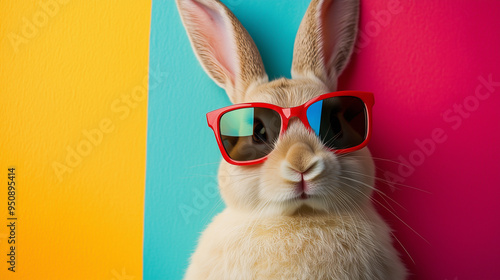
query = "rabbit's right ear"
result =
(292, 0, 359, 91)
(176, 0, 268, 103)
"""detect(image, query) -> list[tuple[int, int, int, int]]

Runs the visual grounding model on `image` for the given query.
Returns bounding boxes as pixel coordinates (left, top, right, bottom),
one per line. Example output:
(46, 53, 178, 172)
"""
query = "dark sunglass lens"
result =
(306, 96, 367, 149)
(219, 107, 281, 161)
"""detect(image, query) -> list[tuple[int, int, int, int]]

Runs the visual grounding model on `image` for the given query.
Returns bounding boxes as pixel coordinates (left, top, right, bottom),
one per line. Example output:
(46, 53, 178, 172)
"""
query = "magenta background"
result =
(339, 1, 500, 279)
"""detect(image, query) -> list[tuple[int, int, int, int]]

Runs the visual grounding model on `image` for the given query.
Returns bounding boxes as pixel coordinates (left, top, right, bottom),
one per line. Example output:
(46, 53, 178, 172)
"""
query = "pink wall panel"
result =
(339, 1, 500, 279)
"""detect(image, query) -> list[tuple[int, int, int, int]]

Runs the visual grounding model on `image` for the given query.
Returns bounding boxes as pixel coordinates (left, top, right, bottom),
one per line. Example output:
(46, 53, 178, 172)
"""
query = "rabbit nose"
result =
(281, 143, 325, 182)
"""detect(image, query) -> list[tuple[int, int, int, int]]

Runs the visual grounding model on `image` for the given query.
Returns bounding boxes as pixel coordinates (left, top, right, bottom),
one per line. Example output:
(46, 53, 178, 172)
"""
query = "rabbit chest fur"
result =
(185, 208, 406, 280)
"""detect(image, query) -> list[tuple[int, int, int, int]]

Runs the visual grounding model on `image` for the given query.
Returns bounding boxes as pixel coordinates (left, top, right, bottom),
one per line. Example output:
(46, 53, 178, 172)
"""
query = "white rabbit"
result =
(176, 0, 407, 279)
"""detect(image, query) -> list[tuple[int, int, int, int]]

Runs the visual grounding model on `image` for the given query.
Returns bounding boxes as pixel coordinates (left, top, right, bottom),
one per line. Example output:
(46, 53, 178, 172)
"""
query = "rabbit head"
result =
(177, 0, 375, 216)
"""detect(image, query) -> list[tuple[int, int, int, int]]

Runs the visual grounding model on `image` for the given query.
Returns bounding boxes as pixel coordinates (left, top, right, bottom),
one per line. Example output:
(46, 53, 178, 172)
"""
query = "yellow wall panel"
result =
(0, 1, 151, 279)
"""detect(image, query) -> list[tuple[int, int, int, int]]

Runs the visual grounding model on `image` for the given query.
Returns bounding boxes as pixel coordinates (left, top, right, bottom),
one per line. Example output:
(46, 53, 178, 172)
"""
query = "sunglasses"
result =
(206, 91, 374, 165)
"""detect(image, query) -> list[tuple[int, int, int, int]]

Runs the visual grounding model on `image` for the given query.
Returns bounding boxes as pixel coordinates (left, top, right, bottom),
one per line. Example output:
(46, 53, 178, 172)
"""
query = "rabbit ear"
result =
(291, 0, 359, 90)
(176, 0, 268, 103)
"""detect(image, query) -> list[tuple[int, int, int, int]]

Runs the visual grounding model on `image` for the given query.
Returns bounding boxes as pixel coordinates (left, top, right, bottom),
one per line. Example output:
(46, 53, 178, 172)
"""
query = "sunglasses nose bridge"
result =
(282, 106, 303, 118)
(281, 106, 308, 131)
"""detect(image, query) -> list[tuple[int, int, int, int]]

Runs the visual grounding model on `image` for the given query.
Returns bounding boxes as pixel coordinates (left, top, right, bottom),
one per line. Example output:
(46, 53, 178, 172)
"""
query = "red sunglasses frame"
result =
(206, 91, 374, 166)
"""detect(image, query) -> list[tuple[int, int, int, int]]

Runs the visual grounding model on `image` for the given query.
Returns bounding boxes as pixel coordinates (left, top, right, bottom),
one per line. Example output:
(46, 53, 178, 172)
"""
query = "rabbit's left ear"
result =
(176, 0, 268, 103)
(291, 0, 359, 91)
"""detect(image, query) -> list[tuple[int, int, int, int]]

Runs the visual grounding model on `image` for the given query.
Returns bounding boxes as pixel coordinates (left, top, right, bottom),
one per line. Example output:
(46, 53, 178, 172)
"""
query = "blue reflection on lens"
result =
(220, 108, 254, 136)
(306, 100, 323, 135)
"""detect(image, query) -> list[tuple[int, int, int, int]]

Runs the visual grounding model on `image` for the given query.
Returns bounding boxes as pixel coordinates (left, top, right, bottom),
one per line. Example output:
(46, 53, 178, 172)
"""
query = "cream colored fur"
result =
(177, 0, 407, 279)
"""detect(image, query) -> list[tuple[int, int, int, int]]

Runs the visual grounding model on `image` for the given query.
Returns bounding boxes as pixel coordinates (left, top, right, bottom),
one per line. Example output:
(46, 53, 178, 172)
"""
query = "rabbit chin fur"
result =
(184, 78, 407, 280)
(176, 0, 407, 278)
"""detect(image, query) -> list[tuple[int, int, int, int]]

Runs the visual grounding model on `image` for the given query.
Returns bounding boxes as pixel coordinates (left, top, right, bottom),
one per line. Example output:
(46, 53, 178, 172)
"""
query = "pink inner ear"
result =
(183, 0, 237, 84)
(321, 0, 336, 67)
(320, 0, 353, 74)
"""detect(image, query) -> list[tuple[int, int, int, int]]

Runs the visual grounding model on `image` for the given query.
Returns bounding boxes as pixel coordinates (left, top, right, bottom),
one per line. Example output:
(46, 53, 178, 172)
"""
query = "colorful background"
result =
(1, 0, 500, 279)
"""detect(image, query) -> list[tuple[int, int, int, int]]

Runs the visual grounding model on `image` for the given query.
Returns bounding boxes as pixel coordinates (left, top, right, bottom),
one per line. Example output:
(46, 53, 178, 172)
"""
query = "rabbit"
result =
(176, 0, 407, 279)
